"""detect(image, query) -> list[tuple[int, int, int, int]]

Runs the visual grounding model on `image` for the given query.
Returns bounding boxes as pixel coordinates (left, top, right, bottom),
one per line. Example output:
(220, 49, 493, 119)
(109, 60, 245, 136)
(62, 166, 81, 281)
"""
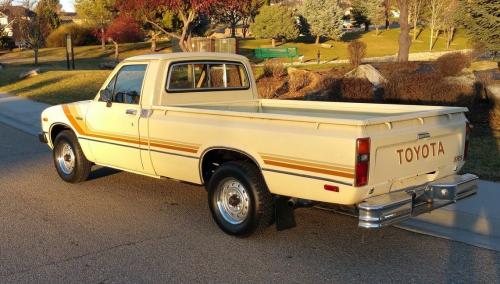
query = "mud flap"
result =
(275, 196, 296, 231)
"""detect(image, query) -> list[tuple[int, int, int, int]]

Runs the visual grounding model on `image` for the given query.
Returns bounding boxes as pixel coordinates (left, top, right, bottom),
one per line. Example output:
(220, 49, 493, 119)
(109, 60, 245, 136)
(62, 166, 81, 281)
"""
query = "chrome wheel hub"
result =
(216, 178, 250, 224)
(56, 143, 75, 175)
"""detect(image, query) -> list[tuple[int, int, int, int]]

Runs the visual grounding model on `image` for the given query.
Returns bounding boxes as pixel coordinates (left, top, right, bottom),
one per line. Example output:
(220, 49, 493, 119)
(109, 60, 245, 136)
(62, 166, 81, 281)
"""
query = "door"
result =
(85, 64, 148, 171)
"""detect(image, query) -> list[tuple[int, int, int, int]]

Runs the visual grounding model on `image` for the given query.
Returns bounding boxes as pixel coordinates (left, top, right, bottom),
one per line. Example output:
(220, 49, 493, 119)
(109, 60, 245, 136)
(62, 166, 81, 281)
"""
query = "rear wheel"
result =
(53, 130, 91, 183)
(208, 161, 273, 236)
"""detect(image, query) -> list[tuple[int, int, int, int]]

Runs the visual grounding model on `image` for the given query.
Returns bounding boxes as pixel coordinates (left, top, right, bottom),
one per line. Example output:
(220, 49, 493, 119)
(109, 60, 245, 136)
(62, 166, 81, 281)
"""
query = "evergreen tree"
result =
(35, 0, 61, 41)
(300, 0, 344, 44)
(459, 0, 499, 52)
(75, 0, 116, 50)
(368, 0, 386, 35)
(351, 0, 370, 31)
(250, 5, 299, 47)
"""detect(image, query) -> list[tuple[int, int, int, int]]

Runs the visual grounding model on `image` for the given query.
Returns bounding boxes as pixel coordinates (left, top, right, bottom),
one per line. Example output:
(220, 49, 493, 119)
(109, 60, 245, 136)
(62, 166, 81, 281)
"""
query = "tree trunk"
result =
(231, 24, 236, 38)
(315, 35, 320, 44)
(396, 0, 411, 62)
(113, 40, 119, 62)
(446, 27, 454, 49)
(34, 47, 38, 65)
(151, 33, 157, 52)
(364, 22, 369, 31)
(429, 28, 434, 51)
(413, 20, 418, 40)
(375, 26, 379, 36)
(271, 38, 276, 47)
(101, 27, 106, 50)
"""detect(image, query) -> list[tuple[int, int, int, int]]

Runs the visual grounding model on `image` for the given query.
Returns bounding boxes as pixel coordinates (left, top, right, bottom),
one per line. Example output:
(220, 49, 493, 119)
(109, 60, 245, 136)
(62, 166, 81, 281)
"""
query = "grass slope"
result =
(240, 28, 469, 62)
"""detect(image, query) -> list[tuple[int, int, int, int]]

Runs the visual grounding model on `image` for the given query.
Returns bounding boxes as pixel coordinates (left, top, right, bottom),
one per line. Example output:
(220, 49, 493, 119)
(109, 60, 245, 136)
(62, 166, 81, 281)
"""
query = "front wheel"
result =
(207, 161, 273, 237)
(53, 130, 91, 183)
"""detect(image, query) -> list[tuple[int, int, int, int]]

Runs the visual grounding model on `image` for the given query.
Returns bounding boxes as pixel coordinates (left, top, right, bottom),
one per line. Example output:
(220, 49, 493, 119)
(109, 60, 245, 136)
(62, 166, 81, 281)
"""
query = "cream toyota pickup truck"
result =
(39, 52, 478, 236)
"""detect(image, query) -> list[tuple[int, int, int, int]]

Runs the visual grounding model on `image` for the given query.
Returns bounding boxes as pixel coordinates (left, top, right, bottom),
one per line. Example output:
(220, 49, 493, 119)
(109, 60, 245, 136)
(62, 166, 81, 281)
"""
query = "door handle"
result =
(125, 109, 137, 115)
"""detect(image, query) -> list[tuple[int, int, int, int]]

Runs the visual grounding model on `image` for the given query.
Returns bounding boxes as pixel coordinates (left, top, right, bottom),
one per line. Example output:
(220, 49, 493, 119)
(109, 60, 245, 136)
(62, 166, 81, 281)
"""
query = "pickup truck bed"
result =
(176, 99, 467, 125)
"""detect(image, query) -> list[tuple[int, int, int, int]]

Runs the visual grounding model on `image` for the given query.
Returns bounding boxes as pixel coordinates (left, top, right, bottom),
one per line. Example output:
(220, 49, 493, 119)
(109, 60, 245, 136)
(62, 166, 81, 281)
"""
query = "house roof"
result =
(0, 5, 35, 18)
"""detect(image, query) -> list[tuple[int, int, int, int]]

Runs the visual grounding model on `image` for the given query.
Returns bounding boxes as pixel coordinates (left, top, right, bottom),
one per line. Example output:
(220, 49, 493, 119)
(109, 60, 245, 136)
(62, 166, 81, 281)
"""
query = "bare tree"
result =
(13, 0, 43, 64)
(428, 0, 446, 51)
(441, 0, 459, 49)
(396, 0, 411, 62)
(408, 0, 424, 40)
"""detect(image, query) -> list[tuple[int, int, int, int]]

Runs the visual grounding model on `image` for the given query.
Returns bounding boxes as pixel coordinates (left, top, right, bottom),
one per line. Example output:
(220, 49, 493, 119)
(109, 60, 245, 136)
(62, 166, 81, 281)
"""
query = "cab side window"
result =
(102, 64, 147, 104)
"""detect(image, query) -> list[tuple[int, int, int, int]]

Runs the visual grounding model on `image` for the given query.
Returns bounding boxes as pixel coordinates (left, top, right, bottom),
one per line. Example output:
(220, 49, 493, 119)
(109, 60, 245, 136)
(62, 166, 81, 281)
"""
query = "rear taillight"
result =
(355, 138, 370, 187)
(464, 122, 471, 160)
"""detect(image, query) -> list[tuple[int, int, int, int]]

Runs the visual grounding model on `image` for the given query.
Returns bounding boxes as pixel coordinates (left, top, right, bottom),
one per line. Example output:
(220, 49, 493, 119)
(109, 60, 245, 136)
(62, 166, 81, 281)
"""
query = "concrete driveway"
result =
(1, 122, 499, 283)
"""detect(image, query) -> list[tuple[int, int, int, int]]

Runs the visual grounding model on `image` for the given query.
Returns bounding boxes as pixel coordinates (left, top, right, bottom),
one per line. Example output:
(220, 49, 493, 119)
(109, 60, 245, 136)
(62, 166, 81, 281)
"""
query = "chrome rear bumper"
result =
(358, 174, 478, 229)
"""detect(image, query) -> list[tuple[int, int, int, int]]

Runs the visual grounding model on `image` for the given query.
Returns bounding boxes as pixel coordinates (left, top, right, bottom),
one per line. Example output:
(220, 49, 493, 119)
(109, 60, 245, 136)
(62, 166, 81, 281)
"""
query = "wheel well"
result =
(201, 149, 260, 184)
(50, 124, 71, 144)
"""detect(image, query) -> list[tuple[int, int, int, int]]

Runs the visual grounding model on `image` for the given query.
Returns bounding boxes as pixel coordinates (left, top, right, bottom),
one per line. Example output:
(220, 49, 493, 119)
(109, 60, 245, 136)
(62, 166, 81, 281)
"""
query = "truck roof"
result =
(124, 52, 250, 62)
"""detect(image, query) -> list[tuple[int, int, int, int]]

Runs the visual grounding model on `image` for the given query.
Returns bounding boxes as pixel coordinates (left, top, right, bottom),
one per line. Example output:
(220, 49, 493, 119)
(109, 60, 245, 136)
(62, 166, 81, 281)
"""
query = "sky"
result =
(60, 0, 75, 12)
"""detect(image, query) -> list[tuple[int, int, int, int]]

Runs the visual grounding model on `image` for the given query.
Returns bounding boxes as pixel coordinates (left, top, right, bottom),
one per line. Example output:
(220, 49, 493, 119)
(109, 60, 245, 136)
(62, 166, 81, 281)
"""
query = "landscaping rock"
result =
(344, 64, 387, 88)
(19, 69, 40, 79)
(99, 61, 118, 70)
(320, 43, 333, 48)
(487, 84, 500, 130)
(415, 64, 435, 74)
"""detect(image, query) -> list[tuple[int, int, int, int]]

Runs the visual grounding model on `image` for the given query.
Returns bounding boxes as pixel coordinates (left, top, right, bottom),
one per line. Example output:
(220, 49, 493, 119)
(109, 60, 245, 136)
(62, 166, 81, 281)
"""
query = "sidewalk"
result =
(0, 93, 499, 251)
(0, 93, 49, 136)
(254, 49, 472, 67)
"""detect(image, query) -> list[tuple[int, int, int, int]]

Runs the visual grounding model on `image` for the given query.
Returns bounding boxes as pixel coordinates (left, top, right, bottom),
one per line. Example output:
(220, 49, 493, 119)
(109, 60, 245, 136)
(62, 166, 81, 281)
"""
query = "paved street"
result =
(0, 121, 499, 283)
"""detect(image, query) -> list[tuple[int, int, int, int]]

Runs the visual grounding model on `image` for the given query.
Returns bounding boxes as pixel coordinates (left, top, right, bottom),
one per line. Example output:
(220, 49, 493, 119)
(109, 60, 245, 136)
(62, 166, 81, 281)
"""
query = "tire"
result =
(207, 161, 273, 237)
(53, 130, 91, 183)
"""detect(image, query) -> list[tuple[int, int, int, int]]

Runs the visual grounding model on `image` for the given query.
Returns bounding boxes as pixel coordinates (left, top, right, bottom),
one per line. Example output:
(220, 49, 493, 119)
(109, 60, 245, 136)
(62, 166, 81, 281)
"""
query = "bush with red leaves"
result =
(105, 15, 144, 43)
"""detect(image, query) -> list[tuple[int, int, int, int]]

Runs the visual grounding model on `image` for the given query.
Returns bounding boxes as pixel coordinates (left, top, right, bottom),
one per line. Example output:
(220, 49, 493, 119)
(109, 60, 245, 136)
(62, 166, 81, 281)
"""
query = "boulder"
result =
(321, 43, 333, 48)
(344, 64, 387, 88)
(99, 61, 118, 70)
(19, 68, 40, 79)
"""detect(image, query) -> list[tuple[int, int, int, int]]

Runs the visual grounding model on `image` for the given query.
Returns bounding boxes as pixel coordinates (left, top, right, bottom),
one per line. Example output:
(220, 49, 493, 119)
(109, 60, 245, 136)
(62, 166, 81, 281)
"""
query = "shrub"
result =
(384, 71, 475, 106)
(288, 71, 311, 92)
(105, 15, 144, 44)
(347, 40, 366, 68)
(263, 59, 286, 78)
(257, 76, 287, 99)
(340, 78, 373, 101)
(435, 52, 471, 77)
(0, 36, 15, 49)
(46, 23, 98, 47)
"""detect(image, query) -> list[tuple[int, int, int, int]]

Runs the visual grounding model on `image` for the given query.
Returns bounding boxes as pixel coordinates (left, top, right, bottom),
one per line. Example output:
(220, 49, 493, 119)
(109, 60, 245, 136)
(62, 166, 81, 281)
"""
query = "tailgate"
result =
(370, 113, 467, 190)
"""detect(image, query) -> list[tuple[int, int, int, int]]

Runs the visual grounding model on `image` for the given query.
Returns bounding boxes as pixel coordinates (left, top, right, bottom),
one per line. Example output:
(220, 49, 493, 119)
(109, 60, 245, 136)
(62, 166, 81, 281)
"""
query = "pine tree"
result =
(300, 0, 344, 44)
(250, 5, 299, 47)
(459, 0, 500, 52)
(367, 0, 386, 35)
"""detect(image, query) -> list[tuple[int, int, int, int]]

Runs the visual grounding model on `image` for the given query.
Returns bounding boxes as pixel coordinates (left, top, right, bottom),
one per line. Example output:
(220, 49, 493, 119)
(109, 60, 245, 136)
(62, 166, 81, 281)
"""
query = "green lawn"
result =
(0, 69, 110, 104)
(240, 28, 470, 63)
(0, 41, 171, 103)
(462, 127, 500, 181)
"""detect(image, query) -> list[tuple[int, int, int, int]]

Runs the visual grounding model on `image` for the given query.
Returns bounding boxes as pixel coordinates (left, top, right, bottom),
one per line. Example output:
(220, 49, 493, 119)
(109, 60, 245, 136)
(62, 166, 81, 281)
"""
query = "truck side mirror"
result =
(100, 89, 112, 107)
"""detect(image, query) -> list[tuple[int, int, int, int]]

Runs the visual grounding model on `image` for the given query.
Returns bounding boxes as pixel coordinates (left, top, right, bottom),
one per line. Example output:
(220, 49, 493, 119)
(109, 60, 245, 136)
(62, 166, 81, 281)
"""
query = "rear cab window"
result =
(166, 61, 250, 92)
